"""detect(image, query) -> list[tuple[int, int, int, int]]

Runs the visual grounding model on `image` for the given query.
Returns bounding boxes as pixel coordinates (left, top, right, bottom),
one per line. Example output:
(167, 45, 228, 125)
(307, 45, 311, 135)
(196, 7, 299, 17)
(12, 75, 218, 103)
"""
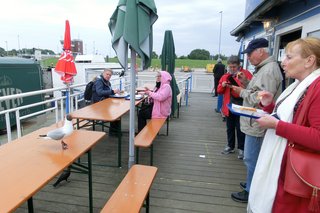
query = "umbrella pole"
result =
(65, 84, 70, 115)
(128, 48, 136, 169)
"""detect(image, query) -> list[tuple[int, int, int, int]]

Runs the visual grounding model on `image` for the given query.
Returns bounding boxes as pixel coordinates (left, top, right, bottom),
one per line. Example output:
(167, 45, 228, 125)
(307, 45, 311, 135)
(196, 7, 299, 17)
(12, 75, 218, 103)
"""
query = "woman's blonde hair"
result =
(286, 37, 320, 67)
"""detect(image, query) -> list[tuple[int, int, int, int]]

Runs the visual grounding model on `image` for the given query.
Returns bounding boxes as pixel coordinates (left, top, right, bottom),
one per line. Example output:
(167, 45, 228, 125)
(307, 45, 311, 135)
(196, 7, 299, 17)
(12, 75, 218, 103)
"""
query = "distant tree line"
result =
(150, 48, 228, 60)
(0, 47, 55, 57)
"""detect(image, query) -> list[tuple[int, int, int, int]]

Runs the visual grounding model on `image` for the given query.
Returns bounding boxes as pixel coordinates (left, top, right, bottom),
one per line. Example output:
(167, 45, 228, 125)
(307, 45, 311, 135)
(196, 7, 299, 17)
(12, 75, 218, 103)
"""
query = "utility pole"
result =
(5, 41, 8, 56)
(18, 35, 21, 56)
(218, 11, 223, 60)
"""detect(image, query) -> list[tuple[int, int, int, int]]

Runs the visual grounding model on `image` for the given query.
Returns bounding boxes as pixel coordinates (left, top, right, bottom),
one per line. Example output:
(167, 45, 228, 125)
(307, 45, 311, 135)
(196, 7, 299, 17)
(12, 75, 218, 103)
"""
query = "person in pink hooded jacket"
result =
(138, 71, 172, 132)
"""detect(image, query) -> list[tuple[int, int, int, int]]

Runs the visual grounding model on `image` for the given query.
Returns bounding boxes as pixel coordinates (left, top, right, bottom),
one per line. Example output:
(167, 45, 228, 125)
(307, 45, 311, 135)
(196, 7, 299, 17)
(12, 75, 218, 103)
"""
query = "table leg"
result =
(88, 150, 93, 213)
(117, 119, 122, 168)
(27, 197, 34, 213)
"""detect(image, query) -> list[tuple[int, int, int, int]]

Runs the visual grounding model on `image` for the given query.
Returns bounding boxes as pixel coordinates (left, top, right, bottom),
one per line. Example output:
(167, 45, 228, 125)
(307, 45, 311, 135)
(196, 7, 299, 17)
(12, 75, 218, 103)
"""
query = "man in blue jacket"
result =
(92, 68, 120, 136)
(92, 69, 119, 103)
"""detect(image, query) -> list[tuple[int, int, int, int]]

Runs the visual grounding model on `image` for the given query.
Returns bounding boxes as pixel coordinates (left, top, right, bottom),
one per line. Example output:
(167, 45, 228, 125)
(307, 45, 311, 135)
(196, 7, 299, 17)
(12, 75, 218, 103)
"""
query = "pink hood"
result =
(149, 71, 172, 118)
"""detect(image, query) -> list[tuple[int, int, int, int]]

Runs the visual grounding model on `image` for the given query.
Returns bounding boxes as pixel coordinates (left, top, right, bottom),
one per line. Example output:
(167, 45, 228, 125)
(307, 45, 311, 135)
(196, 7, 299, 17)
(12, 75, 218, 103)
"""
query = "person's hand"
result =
(113, 89, 120, 94)
(231, 85, 243, 95)
(256, 114, 279, 129)
(257, 91, 274, 106)
(222, 81, 227, 87)
(145, 90, 151, 95)
(222, 81, 231, 88)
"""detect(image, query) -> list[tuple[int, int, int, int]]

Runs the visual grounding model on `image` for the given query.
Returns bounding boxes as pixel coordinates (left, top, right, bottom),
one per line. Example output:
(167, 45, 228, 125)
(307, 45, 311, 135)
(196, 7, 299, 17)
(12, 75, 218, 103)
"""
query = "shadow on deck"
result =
(16, 92, 246, 213)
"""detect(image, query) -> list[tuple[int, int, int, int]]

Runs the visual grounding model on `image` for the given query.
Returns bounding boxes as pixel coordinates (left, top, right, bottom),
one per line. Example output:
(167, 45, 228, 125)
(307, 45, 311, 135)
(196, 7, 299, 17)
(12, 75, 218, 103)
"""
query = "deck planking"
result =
(14, 92, 246, 213)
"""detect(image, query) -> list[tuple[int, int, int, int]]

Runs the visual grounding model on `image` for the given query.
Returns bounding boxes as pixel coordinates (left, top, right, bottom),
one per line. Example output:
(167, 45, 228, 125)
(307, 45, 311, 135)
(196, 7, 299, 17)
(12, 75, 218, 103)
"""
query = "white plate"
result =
(111, 92, 129, 98)
(125, 94, 143, 100)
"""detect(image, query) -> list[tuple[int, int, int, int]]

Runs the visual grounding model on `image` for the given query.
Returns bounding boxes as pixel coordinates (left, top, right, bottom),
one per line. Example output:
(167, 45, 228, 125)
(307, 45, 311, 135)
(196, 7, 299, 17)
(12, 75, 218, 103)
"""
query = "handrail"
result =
(0, 73, 191, 144)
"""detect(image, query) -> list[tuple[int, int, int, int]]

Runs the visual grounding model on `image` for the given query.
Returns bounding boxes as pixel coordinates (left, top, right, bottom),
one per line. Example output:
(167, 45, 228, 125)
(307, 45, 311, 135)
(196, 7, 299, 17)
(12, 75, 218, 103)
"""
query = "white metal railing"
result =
(0, 73, 191, 144)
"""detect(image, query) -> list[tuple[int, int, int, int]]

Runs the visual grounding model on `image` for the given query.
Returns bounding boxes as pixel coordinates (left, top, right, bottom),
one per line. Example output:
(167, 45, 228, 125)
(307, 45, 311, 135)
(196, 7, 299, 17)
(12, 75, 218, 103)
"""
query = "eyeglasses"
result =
(156, 75, 161, 78)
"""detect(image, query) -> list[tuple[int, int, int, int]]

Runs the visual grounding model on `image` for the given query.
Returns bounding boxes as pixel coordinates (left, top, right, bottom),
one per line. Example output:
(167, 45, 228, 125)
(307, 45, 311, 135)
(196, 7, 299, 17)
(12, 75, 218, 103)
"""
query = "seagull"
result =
(39, 114, 73, 150)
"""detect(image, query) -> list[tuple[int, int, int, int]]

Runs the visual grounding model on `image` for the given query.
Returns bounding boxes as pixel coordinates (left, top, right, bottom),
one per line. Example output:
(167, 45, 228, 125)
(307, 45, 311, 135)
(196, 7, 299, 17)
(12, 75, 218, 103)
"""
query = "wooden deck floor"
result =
(15, 92, 247, 213)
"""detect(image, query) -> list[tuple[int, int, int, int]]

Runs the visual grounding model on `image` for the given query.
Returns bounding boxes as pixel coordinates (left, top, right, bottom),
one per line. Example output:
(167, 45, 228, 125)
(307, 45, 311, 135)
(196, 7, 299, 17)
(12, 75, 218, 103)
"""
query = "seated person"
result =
(138, 71, 172, 132)
(91, 68, 120, 135)
(91, 68, 119, 103)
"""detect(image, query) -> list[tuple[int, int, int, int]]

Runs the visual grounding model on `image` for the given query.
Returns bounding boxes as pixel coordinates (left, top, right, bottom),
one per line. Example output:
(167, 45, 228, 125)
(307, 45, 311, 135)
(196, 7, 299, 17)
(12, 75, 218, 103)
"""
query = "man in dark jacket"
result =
(213, 58, 226, 97)
(92, 68, 120, 135)
(92, 69, 119, 103)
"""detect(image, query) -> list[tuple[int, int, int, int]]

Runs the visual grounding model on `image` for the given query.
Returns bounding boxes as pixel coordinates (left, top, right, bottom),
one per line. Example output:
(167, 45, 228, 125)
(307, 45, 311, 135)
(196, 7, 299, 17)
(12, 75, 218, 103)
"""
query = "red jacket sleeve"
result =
(217, 74, 229, 94)
(275, 83, 320, 150)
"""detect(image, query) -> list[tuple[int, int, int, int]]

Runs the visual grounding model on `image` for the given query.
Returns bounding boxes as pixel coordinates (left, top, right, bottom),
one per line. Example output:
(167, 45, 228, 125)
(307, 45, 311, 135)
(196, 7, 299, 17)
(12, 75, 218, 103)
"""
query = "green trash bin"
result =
(0, 57, 44, 130)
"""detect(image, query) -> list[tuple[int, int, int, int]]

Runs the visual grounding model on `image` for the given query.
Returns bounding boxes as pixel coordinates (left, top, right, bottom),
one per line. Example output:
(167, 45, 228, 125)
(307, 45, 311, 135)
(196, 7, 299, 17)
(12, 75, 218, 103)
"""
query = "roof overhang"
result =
(230, 0, 288, 40)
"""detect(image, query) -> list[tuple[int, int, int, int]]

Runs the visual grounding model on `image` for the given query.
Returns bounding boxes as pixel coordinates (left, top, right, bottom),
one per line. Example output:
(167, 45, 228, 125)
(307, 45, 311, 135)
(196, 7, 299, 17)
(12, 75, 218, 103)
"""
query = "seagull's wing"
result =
(47, 127, 65, 140)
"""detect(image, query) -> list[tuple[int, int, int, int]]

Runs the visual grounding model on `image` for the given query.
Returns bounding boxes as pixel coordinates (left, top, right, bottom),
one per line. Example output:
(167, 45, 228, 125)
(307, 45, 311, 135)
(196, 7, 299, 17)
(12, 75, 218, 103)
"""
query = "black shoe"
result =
(231, 190, 248, 203)
(215, 109, 220, 113)
(240, 182, 246, 190)
(222, 117, 226, 122)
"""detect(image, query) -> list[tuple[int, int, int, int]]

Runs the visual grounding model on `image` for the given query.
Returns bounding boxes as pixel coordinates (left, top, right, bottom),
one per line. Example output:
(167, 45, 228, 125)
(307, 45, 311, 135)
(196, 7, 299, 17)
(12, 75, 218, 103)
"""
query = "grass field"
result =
(41, 57, 221, 70)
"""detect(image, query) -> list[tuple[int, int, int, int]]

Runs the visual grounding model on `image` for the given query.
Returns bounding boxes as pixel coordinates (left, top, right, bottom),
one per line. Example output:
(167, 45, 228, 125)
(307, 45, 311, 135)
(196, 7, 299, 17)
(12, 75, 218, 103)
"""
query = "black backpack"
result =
(84, 81, 95, 101)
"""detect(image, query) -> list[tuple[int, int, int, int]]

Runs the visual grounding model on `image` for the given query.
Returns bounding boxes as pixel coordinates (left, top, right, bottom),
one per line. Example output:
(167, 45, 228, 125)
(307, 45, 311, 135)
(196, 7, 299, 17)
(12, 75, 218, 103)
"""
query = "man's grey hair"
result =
(227, 55, 240, 65)
(103, 68, 113, 75)
(259, 47, 270, 55)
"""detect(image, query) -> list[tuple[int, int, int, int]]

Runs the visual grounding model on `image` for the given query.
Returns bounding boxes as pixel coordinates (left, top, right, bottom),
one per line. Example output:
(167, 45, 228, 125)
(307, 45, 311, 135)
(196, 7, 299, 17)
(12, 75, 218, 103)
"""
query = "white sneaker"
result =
(221, 146, 235, 154)
(238, 149, 244, 159)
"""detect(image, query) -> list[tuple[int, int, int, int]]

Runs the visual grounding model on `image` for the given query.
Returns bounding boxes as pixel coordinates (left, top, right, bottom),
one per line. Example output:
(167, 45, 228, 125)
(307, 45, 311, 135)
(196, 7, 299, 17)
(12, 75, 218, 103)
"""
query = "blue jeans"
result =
(243, 134, 264, 192)
(217, 94, 223, 112)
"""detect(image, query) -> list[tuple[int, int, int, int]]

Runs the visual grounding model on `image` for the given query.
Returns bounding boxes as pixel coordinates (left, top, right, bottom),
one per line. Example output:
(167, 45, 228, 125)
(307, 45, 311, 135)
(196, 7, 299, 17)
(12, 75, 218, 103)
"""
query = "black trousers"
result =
(138, 104, 152, 133)
(214, 77, 221, 96)
(226, 112, 245, 150)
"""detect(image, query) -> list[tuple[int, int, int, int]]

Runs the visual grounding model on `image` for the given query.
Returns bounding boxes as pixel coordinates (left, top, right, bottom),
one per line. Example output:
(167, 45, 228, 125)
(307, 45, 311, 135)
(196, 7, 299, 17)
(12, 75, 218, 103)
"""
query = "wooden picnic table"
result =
(70, 97, 144, 167)
(0, 127, 105, 213)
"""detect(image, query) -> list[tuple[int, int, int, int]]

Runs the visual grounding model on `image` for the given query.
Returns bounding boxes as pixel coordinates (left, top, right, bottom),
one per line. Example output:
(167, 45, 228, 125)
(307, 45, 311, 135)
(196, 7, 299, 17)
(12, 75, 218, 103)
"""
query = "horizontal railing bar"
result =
(20, 107, 56, 120)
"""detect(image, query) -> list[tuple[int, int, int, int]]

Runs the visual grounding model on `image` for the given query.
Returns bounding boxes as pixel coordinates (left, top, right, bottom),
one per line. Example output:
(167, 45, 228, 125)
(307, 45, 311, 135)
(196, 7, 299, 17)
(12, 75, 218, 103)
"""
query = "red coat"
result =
(262, 77, 320, 212)
(217, 68, 252, 116)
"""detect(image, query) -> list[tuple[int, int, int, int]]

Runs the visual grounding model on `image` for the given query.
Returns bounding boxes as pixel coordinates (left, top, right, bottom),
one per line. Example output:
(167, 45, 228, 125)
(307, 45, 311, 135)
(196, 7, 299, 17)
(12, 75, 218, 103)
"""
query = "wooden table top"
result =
(70, 98, 143, 122)
(0, 127, 105, 213)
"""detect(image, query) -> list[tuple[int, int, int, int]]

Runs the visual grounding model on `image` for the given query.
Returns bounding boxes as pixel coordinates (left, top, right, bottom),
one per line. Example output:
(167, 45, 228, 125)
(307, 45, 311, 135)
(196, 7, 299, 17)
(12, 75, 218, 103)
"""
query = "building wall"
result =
(241, 2, 320, 71)
(72, 40, 83, 55)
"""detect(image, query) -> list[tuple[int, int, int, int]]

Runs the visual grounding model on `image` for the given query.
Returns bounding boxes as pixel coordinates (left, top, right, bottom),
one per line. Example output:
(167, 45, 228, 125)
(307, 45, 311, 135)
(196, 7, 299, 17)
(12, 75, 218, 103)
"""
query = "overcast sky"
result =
(0, 0, 246, 57)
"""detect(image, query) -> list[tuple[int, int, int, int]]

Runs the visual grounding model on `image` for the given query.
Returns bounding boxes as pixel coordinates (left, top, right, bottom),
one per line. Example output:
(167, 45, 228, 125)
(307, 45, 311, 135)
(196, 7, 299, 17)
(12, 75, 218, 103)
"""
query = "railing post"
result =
(60, 99, 64, 120)
(189, 73, 193, 92)
(55, 100, 59, 123)
(185, 79, 189, 107)
(74, 96, 78, 111)
(15, 111, 22, 138)
(5, 112, 12, 143)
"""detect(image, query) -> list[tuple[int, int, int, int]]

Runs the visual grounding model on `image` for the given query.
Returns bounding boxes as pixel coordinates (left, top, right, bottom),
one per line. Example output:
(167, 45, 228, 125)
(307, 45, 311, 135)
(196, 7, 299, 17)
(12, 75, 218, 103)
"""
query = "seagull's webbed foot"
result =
(61, 140, 68, 150)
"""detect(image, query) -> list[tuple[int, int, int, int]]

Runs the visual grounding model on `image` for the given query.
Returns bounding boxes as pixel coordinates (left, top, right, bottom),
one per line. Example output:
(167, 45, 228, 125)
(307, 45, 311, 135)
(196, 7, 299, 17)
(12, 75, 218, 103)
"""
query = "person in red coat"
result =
(248, 37, 320, 213)
(218, 56, 252, 159)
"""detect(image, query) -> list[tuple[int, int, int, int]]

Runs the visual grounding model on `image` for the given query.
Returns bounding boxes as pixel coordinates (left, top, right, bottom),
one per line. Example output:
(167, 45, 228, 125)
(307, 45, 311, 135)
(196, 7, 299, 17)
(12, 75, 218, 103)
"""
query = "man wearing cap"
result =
(230, 38, 283, 203)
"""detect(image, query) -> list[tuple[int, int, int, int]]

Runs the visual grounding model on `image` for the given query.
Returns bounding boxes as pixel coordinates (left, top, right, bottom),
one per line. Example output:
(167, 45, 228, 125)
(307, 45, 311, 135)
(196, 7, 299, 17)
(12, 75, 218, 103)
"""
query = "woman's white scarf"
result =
(248, 68, 320, 213)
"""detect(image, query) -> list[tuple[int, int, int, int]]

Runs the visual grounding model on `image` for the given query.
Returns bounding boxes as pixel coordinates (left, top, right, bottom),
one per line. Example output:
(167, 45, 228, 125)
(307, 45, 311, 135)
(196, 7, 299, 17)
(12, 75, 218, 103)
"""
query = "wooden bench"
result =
(100, 165, 158, 213)
(135, 118, 167, 165)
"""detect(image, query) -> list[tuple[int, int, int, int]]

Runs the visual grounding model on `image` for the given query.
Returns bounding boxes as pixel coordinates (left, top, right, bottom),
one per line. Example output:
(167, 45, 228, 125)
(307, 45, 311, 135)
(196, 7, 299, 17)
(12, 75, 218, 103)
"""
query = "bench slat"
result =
(101, 165, 158, 213)
(134, 118, 167, 148)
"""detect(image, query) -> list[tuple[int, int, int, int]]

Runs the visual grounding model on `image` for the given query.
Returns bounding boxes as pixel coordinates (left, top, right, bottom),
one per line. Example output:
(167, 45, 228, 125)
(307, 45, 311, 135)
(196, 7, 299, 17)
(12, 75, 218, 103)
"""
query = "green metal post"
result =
(28, 197, 34, 213)
(88, 151, 93, 213)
